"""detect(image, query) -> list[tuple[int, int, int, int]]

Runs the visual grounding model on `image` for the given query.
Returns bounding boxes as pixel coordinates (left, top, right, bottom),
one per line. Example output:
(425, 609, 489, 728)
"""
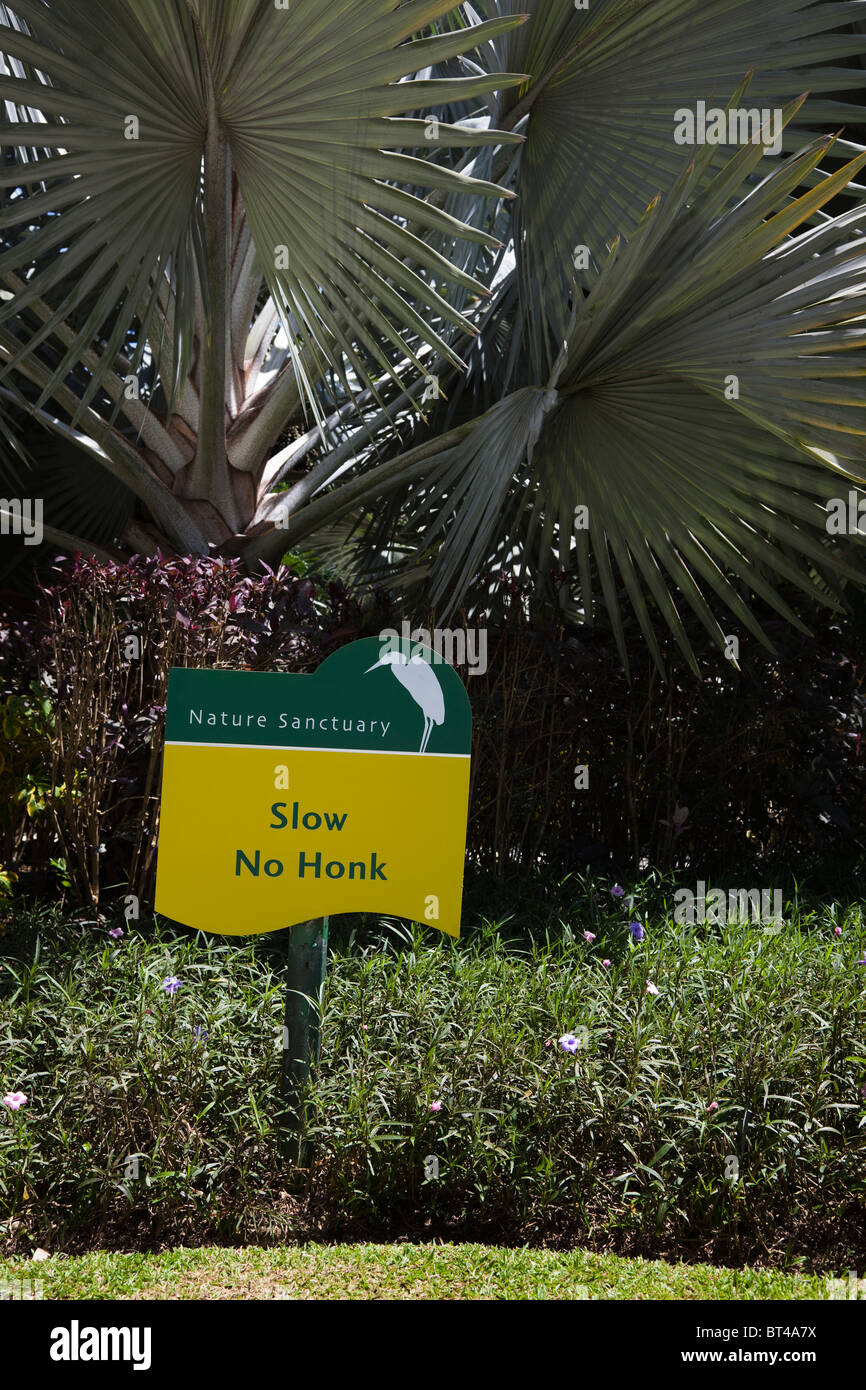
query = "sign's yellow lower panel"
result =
(155, 745, 470, 937)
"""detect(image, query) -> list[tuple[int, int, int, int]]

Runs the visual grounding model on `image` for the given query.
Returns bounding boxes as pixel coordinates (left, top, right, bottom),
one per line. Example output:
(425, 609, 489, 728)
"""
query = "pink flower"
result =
(2, 1092, 27, 1110)
(602, 959, 611, 968)
(706, 1101, 719, 1112)
(645, 981, 659, 996)
(429, 1100, 442, 1113)
(583, 931, 596, 942)
(834, 926, 843, 937)
(108, 927, 124, 940)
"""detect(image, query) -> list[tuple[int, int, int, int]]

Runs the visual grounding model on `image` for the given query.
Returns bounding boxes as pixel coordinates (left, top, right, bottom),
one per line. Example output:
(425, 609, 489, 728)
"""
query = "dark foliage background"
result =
(0, 555, 864, 912)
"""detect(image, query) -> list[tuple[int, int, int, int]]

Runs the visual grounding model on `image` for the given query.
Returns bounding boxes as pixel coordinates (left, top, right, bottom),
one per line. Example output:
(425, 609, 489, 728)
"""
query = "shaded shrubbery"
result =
(0, 554, 381, 908)
(2, 555, 865, 910)
(468, 591, 866, 880)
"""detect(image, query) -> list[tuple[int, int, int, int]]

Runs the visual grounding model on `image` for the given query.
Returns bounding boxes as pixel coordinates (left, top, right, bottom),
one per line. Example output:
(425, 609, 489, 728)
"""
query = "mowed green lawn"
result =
(0, 1244, 833, 1300)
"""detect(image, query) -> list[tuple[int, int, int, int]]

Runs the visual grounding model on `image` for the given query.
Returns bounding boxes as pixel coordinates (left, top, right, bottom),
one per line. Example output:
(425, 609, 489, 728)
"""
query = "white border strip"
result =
(165, 740, 469, 759)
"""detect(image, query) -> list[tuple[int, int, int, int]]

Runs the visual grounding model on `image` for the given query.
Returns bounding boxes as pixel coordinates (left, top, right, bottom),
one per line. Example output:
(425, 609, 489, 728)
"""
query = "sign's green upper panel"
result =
(165, 637, 472, 757)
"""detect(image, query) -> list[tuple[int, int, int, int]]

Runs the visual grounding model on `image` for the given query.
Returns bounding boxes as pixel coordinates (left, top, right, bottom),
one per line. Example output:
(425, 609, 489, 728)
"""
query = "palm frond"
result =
(0, 0, 526, 424)
(331, 134, 866, 671)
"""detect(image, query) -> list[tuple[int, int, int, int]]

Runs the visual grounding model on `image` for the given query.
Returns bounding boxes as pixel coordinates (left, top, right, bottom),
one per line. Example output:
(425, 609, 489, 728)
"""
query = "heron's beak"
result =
(364, 658, 386, 673)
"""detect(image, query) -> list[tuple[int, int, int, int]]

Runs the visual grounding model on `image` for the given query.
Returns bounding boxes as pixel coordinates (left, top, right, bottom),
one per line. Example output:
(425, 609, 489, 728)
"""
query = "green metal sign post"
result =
(280, 917, 329, 1166)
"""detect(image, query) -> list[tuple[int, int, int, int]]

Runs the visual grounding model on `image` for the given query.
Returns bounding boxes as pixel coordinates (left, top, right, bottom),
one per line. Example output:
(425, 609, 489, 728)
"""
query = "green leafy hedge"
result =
(1, 887, 863, 1265)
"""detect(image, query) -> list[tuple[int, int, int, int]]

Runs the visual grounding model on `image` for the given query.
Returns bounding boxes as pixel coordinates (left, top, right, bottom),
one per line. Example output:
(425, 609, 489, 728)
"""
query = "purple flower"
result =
(161, 976, 182, 996)
(629, 921, 645, 941)
(610, 885, 625, 898)
(559, 1033, 581, 1054)
(108, 927, 124, 940)
(2, 1092, 27, 1110)
(583, 931, 596, 943)
(193, 1026, 207, 1041)
(602, 958, 611, 968)
(834, 926, 843, 937)
(856, 956, 866, 966)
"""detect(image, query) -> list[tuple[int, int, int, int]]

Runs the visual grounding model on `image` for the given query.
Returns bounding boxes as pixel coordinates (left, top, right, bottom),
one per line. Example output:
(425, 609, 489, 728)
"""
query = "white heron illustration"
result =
(365, 651, 446, 753)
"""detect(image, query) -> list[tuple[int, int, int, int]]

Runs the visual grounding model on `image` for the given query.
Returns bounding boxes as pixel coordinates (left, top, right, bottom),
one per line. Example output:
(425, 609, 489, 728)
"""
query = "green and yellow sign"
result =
(155, 637, 472, 937)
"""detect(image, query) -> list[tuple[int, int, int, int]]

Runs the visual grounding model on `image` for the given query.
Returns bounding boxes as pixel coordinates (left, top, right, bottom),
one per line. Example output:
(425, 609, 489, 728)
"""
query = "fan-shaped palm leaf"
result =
(323, 129, 866, 672)
(489, 0, 866, 368)
(0, 0, 525, 536)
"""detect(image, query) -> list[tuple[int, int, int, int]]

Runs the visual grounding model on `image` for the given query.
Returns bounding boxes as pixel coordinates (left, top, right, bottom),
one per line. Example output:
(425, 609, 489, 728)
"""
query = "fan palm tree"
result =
(2, 0, 866, 669)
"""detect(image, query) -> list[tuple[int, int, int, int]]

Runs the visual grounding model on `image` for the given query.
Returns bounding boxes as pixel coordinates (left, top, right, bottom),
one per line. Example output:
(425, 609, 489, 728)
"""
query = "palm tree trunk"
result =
(181, 25, 237, 533)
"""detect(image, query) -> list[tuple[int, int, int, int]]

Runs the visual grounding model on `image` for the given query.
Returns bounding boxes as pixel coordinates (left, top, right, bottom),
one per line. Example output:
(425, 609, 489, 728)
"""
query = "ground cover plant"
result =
(1, 878, 863, 1269)
(0, 1243, 839, 1301)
